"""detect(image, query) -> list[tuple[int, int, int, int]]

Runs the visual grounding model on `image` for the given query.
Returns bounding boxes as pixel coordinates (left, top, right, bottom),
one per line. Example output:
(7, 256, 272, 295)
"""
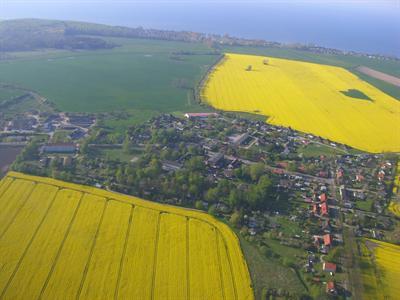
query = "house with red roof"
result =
(320, 202, 328, 216)
(356, 174, 365, 182)
(336, 169, 343, 180)
(323, 234, 332, 247)
(319, 171, 328, 178)
(319, 193, 327, 202)
(323, 262, 337, 273)
(272, 168, 285, 175)
(326, 281, 337, 294)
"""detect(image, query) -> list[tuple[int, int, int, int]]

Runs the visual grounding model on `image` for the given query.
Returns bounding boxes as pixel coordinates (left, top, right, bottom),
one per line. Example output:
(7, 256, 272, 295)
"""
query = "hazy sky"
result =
(1, 0, 399, 55)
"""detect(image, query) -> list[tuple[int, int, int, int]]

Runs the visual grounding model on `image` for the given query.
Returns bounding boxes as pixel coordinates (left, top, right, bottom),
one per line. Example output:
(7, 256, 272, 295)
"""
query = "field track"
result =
(361, 239, 400, 299)
(356, 66, 400, 87)
(0, 172, 253, 300)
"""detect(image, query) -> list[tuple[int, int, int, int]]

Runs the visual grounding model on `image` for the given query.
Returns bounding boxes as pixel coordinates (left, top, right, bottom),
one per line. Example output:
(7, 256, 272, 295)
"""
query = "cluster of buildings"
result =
(1, 111, 95, 143)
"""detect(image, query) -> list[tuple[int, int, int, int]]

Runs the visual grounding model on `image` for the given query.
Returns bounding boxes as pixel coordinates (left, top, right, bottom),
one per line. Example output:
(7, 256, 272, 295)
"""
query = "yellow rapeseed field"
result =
(389, 162, 400, 217)
(0, 172, 253, 300)
(203, 53, 400, 153)
(361, 239, 400, 299)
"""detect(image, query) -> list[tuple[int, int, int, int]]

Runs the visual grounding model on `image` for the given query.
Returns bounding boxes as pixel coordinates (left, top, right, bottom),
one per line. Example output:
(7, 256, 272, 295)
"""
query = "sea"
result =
(0, 1, 399, 57)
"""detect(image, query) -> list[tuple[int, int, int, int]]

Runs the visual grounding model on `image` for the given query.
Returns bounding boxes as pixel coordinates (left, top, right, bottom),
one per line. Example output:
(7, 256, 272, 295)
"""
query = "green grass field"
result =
(0, 87, 25, 102)
(0, 38, 218, 113)
(238, 234, 307, 299)
(0, 37, 399, 130)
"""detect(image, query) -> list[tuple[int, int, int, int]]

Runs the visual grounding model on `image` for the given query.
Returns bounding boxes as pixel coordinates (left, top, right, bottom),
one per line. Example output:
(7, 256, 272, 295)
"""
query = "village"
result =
(8, 111, 398, 298)
(0, 110, 96, 141)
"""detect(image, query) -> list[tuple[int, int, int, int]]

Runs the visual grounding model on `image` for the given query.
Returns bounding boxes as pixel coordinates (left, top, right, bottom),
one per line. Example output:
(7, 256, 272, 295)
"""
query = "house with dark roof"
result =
(161, 160, 182, 172)
(42, 143, 77, 154)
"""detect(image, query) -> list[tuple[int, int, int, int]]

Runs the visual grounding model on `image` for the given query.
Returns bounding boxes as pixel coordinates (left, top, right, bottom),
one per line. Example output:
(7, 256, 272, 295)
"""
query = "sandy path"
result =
(357, 66, 400, 87)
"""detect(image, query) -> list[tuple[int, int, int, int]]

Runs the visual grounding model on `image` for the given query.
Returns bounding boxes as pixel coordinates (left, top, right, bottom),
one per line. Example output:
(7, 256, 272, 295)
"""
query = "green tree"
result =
(205, 188, 218, 203)
(208, 204, 217, 216)
(228, 188, 242, 208)
(250, 162, 265, 181)
(185, 156, 205, 172)
(195, 200, 204, 210)
(123, 135, 133, 154)
(116, 166, 124, 184)
(80, 139, 89, 155)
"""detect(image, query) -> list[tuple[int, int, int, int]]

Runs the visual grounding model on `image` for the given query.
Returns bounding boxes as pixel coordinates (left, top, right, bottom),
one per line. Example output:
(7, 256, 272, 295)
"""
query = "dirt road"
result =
(356, 66, 400, 87)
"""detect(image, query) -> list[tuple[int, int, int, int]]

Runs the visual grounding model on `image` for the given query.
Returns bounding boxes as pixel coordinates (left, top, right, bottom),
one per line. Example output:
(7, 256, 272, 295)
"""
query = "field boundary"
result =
(0, 187, 60, 297)
(195, 54, 224, 104)
(38, 191, 84, 299)
(114, 204, 135, 299)
(0, 181, 37, 239)
(1, 171, 254, 300)
(76, 199, 109, 299)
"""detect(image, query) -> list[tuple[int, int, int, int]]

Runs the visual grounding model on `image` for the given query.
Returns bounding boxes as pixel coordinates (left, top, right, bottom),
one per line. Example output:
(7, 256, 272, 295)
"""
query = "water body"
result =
(0, 1, 399, 56)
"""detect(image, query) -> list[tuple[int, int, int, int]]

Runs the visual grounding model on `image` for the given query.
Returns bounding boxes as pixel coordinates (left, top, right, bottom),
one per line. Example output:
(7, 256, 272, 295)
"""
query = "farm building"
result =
(184, 113, 218, 119)
(42, 143, 77, 154)
(229, 133, 250, 146)
(161, 160, 182, 172)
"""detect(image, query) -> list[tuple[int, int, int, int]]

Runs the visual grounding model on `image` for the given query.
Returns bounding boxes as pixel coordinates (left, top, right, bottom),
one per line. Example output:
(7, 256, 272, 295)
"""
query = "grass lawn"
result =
(50, 130, 73, 143)
(237, 233, 307, 299)
(358, 239, 381, 299)
(100, 109, 160, 134)
(298, 143, 349, 157)
(268, 215, 304, 237)
(0, 38, 218, 113)
(94, 148, 140, 163)
(355, 199, 374, 212)
(0, 86, 25, 102)
(0, 93, 54, 119)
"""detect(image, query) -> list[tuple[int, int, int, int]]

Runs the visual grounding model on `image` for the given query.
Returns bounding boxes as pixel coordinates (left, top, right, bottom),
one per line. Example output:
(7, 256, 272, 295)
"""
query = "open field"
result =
(0, 38, 218, 113)
(359, 239, 400, 299)
(0, 171, 253, 299)
(357, 66, 400, 88)
(0, 86, 25, 102)
(238, 235, 306, 299)
(221, 45, 400, 100)
(203, 53, 400, 153)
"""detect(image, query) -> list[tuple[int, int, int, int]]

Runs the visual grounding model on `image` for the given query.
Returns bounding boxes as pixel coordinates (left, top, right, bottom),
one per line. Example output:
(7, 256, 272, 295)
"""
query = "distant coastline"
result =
(1, 18, 398, 62)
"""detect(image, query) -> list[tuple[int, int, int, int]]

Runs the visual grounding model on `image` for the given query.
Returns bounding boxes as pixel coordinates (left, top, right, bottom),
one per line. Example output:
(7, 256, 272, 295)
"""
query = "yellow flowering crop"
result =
(361, 239, 400, 299)
(203, 53, 400, 153)
(389, 162, 400, 217)
(0, 172, 254, 300)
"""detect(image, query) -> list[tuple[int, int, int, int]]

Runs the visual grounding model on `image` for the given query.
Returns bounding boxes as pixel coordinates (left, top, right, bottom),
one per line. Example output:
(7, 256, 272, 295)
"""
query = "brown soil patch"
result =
(357, 66, 400, 87)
